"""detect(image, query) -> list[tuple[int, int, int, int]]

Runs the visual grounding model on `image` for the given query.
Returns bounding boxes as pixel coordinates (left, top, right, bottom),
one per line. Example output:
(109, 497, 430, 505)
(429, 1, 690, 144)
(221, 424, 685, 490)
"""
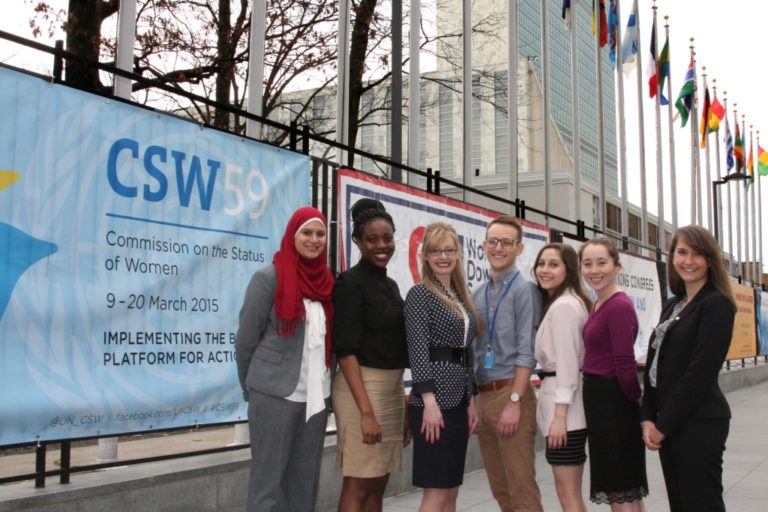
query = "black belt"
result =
(429, 346, 470, 367)
(536, 370, 556, 379)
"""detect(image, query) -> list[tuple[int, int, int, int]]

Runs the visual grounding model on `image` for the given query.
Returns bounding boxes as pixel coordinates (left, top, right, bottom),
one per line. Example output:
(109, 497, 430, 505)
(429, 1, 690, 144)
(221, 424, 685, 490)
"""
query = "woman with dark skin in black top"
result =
(332, 199, 409, 512)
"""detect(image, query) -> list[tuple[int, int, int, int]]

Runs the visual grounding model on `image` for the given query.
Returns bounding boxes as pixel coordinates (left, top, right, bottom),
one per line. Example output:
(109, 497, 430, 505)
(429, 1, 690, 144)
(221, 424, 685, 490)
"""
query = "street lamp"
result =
(712, 172, 749, 246)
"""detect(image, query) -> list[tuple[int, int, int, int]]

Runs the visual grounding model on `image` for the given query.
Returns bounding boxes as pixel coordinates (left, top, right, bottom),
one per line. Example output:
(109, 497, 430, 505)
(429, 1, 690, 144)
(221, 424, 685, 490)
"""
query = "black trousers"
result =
(659, 418, 729, 512)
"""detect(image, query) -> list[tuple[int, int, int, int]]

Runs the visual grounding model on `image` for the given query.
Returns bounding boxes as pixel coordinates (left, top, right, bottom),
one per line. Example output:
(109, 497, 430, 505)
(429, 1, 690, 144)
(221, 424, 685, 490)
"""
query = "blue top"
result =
(471, 266, 541, 384)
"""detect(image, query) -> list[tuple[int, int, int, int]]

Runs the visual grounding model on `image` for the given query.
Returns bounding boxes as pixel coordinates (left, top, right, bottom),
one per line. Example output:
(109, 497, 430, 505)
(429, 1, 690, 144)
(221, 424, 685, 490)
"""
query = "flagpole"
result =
(508, 0, 518, 213)
(462, 0, 472, 201)
(755, 130, 763, 286)
(615, 0, 629, 239)
(690, 42, 703, 226)
(541, 0, 552, 224)
(721, 91, 733, 271)
(707, 78, 723, 242)
(742, 114, 750, 283)
(336, 0, 351, 165)
(750, 125, 758, 284)
(407, 0, 421, 176)
(652, 5, 665, 251)
(688, 40, 697, 224)
(663, 17, 678, 231)
(596, 0, 607, 232)
(634, 5, 649, 247)
(569, 1, 582, 224)
(734, 105, 743, 279)
(701, 69, 713, 230)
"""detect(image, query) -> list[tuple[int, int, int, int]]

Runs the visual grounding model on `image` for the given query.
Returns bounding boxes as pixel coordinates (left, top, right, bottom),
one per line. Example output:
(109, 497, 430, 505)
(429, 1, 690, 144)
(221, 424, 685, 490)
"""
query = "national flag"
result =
(734, 121, 745, 172)
(608, 0, 619, 68)
(759, 145, 768, 176)
(747, 138, 755, 187)
(647, 17, 659, 99)
(563, 0, 572, 30)
(674, 57, 695, 126)
(621, 0, 639, 74)
(724, 117, 734, 171)
(708, 93, 724, 132)
(645, 16, 668, 104)
(657, 36, 670, 105)
(592, 0, 608, 47)
(699, 86, 711, 148)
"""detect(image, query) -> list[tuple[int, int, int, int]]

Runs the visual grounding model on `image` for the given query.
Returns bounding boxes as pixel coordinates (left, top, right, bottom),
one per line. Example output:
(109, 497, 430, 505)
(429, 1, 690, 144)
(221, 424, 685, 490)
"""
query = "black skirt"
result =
(408, 403, 469, 488)
(583, 374, 649, 504)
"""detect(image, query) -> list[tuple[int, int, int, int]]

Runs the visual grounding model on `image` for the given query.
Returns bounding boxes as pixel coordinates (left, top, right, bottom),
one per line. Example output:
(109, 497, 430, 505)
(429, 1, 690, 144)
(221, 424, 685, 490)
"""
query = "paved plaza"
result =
(384, 380, 768, 511)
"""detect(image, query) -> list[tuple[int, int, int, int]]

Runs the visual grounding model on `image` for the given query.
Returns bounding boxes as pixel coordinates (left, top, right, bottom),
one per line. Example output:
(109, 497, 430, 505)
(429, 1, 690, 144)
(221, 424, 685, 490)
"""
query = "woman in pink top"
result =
(579, 239, 647, 511)
(534, 243, 591, 512)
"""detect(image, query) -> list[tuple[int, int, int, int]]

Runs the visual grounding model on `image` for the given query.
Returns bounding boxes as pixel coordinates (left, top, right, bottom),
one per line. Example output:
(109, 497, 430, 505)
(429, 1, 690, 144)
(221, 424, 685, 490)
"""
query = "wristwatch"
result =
(509, 392, 521, 403)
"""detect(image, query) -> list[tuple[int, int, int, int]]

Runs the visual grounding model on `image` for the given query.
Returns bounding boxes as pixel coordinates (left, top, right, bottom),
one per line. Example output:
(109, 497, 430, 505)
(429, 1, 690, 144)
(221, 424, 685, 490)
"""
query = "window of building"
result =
(606, 203, 621, 233)
(648, 222, 659, 248)
(628, 213, 641, 240)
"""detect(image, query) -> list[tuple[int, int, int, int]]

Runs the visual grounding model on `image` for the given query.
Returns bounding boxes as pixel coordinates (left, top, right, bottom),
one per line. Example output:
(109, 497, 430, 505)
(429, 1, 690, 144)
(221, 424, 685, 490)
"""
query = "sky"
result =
(622, 0, 768, 278)
(1, 0, 766, 276)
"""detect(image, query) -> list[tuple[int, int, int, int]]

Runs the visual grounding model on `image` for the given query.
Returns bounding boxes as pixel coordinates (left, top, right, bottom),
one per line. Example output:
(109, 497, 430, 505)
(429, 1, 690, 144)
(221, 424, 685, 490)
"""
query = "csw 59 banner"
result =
(337, 168, 550, 297)
(0, 67, 309, 444)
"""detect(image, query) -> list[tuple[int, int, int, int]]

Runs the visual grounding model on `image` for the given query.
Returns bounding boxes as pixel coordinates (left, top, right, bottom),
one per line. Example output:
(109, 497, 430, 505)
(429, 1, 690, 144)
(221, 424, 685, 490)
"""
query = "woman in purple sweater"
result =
(579, 239, 647, 511)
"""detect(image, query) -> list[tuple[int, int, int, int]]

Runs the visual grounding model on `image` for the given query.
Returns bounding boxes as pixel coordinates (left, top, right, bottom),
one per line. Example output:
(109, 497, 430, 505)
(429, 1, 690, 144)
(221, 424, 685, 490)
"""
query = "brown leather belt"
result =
(476, 379, 514, 393)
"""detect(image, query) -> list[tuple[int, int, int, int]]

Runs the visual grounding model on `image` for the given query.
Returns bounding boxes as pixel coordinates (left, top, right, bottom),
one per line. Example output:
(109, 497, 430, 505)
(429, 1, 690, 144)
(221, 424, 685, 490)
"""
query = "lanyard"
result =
(484, 270, 519, 346)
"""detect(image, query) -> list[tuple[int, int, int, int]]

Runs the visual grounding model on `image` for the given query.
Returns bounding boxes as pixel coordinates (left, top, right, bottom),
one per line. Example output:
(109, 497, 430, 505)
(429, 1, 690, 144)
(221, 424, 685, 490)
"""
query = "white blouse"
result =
(285, 299, 331, 420)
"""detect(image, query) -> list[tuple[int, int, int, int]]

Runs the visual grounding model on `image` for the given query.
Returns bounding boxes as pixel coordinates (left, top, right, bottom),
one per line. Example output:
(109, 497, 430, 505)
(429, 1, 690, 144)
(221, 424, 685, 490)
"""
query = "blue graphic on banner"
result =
(0, 66, 309, 444)
(758, 292, 768, 356)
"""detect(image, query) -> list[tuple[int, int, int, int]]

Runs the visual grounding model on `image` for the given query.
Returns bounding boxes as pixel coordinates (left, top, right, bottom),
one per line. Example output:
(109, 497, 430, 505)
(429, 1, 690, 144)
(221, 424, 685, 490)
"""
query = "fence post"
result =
(289, 121, 298, 151)
(426, 167, 433, 194)
(330, 165, 339, 275)
(53, 40, 64, 81)
(301, 125, 310, 155)
(520, 200, 526, 220)
(622, 236, 629, 251)
(311, 158, 320, 209)
(35, 442, 46, 488)
(60, 441, 71, 484)
(434, 171, 441, 196)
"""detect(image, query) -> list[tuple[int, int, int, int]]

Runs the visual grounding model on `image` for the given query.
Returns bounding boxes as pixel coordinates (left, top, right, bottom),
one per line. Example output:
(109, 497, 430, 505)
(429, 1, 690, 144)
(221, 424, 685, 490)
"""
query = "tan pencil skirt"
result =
(332, 366, 405, 478)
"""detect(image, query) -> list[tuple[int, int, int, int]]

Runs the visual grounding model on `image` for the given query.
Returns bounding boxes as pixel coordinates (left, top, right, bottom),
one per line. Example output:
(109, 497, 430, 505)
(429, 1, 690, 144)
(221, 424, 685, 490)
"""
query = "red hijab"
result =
(273, 207, 335, 367)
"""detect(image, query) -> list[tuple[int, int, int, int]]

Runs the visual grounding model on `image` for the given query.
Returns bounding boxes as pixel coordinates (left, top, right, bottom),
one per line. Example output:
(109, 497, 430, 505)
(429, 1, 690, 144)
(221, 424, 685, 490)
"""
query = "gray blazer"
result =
(235, 265, 306, 398)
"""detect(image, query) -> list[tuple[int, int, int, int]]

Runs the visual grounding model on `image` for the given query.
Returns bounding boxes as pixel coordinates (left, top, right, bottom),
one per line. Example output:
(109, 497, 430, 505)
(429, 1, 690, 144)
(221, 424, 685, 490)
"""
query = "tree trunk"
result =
(214, 0, 234, 129)
(346, 0, 377, 163)
(65, 0, 105, 89)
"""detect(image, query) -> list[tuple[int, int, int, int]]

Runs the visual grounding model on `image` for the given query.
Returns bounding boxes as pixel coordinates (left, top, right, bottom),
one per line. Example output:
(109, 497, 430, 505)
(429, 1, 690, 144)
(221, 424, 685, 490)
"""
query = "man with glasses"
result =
(471, 216, 543, 512)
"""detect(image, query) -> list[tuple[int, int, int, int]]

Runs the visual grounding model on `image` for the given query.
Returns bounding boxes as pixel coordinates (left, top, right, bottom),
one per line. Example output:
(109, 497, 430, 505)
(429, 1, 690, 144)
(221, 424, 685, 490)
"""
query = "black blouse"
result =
(332, 258, 408, 369)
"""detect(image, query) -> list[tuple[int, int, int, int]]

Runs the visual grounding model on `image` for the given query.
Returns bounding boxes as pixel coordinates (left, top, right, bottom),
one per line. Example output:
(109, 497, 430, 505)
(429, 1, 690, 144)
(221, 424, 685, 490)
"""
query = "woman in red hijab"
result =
(235, 206, 334, 512)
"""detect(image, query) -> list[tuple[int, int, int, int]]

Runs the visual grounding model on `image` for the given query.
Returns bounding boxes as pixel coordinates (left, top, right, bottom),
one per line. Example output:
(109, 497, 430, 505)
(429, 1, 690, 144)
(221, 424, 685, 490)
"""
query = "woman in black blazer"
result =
(641, 225, 736, 512)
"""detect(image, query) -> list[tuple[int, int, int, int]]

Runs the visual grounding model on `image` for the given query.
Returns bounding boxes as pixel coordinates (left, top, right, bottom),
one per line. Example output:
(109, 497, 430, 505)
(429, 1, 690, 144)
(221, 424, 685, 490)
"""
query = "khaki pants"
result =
(476, 384, 543, 512)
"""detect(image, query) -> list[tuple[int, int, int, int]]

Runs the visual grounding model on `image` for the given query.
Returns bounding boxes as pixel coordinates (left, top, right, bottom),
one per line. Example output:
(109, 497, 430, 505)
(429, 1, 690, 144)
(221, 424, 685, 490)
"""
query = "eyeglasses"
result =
(485, 237, 519, 249)
(427, 247, 459, 257)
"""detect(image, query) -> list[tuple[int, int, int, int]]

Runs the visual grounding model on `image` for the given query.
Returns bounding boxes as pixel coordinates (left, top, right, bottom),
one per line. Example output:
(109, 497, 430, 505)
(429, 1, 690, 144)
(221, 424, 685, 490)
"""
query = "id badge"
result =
(484, 349, 495, 369)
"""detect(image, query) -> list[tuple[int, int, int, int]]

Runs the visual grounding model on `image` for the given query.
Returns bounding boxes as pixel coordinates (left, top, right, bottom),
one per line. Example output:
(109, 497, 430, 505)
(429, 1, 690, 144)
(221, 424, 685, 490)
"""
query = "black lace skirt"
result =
(583, 374, 649, 504)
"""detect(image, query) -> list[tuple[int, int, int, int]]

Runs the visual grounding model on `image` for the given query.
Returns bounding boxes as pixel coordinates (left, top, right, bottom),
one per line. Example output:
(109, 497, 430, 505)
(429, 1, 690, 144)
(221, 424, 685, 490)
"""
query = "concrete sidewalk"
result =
(383, 381, 768, 511)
